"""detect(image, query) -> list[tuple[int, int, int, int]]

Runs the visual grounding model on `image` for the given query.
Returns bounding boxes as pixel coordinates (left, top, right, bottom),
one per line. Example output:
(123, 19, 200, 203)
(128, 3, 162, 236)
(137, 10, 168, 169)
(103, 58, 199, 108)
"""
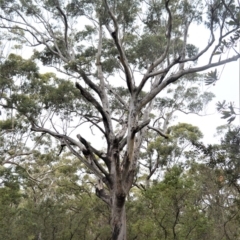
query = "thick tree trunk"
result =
(111, 193, 127, 240)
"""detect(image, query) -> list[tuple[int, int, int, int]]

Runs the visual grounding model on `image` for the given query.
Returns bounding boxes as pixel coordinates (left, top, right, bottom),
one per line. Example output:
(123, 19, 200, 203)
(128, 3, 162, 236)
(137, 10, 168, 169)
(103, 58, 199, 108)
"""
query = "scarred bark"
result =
(111, 193, 127, 240)
(108, 139, 129, 240)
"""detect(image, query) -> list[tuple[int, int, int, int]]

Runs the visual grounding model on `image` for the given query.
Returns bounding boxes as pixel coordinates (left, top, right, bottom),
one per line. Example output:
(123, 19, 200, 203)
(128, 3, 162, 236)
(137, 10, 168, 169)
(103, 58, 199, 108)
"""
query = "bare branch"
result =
(31, 125, 85, 150)
(65, 141, 104, 179)
(105, 84, 128, 109)
(83, 115, 106, 135)
(2, 152, 32, 165)
(56, 4, 69, 52)
(76, 134, 110, 173)
(221, 0, 239, 23)
(132, 119, 151, 137)
(138, 53, 240, 111)
(75, 82, 112, 142)
(136, 0, 172, 94)
(148, 126, 169, 139)
(104, 0, 134, 94)
(95, 22, 114, 135)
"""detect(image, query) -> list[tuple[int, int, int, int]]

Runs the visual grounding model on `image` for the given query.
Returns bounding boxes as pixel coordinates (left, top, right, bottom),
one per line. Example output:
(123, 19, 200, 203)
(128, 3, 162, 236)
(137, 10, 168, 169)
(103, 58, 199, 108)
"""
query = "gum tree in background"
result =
(0, 0, 239, 239)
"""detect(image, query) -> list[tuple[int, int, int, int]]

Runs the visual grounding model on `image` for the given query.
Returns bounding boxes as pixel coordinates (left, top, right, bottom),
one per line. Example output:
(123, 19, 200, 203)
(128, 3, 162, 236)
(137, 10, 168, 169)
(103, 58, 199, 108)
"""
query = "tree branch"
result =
(148, 126, 169, 139)
(104, 0, 134, 94)
(132, 119, 151, 137)
(105, 84, 128, 109)
(95, 179, 111, 205)
(138, 53, 240, 111)
(75, 82, 112, 142)
(76, 134, 110, 173)
(136, 0, 172, 95)
(56, 4, 69, 55)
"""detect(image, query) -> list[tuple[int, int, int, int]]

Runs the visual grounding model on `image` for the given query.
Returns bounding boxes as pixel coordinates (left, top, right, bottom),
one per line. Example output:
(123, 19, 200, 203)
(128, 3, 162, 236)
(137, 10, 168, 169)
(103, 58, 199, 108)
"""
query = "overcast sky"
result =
(176, 24, 240, 144)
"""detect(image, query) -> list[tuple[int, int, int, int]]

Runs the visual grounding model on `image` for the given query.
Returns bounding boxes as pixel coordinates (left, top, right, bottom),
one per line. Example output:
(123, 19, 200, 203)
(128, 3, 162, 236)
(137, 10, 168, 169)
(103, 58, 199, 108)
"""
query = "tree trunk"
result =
(111, 192, 127, 240)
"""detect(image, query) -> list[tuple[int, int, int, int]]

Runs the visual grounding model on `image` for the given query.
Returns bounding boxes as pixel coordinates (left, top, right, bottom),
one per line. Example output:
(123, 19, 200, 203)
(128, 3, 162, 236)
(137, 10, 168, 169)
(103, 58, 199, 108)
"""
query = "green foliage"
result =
(169, 123, 203, 142)
(0, 119, 13, 130)
(0, 54, 94, 123)
(154, 74, 215, 116)
(204, 69, 218, 85)
(0, 152, 111, 239)
(217, 101, 237, 124)
(127, 162, 240, 239)
(1, 133, 240, 239)
(0, 167, 22, 239)
(145, 123, 203, 168)
(193, 126, 240, 194)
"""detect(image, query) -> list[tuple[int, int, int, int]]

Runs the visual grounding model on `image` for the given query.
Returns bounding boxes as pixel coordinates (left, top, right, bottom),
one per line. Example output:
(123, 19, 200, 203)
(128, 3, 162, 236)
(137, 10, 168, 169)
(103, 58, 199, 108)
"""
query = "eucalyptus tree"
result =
(0, 0, 240, 239)
(139, 122, 204, 188)
(129, 162, 240, 239)
(194, 126, 240, 193)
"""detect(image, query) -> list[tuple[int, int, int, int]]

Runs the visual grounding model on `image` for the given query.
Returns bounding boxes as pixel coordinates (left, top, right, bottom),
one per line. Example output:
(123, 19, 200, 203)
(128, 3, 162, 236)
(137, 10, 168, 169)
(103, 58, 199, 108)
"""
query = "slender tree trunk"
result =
(111, 193, 127, 240)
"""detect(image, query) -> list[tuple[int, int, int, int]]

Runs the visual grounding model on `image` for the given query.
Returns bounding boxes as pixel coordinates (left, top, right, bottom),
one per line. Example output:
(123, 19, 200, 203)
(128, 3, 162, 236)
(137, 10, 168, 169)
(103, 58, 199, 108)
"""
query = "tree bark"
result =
(111, 193, 127, 240)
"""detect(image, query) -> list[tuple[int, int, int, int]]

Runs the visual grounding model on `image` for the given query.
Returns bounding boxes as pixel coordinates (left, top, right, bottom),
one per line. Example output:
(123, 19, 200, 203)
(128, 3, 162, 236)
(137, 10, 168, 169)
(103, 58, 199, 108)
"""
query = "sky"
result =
(175, 24, 240, 144)
(176, 59, 239, 144)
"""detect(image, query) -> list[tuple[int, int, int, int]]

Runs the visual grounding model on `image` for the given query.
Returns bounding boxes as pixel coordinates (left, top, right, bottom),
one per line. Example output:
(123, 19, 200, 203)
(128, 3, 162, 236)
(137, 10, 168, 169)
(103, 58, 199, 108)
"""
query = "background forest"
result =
(2, 126, 240, 239)
(0, 0, 240, 239)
